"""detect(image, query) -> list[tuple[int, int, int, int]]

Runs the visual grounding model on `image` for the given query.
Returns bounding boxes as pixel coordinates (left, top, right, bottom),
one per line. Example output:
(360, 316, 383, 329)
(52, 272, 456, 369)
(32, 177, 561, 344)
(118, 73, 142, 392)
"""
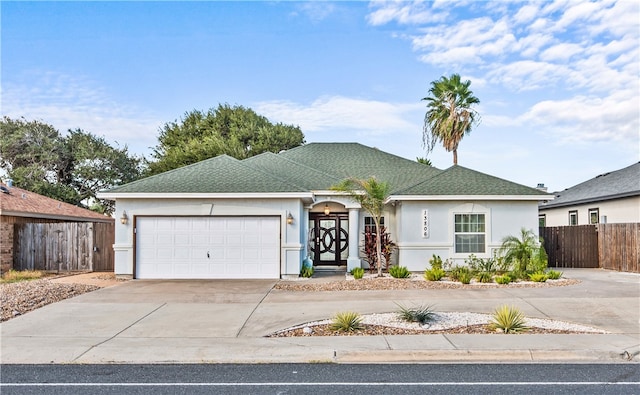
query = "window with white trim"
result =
(538, 214, 546, 227)
(364, 216, 384, 233)
(589, 208, 599, 224)
(569, 210, 578, 226)
(454, 214, 486, 253)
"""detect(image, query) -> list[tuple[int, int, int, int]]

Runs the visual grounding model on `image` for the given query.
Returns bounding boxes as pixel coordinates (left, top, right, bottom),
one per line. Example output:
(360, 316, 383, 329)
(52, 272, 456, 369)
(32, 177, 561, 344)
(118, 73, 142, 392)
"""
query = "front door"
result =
(309, 214, 348, 266)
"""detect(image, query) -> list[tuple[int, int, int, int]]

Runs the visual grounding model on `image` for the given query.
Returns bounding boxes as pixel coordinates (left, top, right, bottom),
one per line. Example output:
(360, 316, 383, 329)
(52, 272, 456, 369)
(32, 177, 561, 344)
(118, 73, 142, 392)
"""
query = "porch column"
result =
(347, 208, 361, 271)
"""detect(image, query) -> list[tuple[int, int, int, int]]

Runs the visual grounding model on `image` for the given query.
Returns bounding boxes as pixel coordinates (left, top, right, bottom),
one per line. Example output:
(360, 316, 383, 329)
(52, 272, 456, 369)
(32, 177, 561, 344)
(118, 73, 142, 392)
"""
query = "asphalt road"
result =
(2, 363, 639, 395)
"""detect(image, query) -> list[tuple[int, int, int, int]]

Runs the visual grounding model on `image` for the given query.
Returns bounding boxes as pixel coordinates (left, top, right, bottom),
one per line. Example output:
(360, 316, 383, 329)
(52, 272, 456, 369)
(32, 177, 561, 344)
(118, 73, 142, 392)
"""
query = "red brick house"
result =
(0, 183, 113, 274)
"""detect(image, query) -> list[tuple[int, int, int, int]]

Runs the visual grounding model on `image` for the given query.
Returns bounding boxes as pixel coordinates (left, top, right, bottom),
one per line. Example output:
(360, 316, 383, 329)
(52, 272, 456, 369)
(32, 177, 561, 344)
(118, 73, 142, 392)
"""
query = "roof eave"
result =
(97, 192, 315, 200)
(539, 191, 640, 210)
(390, 194, 555, 201)
(0, 210, 114, 223)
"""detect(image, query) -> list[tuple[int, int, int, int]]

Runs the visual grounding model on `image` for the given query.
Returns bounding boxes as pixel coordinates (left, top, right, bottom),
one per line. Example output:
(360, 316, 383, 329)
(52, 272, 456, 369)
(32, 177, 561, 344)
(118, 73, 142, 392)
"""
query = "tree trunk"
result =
(375, 220, 383, 277)
(453, 149, 458, 165)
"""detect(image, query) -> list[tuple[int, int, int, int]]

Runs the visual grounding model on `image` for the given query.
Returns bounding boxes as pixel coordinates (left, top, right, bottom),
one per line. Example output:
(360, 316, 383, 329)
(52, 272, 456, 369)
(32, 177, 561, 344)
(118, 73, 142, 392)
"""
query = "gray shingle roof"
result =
(540, 162, 640, 209)
(106, 155, 307, 193)
(396, 165, 549, 196)
(103, 143, 547, 198)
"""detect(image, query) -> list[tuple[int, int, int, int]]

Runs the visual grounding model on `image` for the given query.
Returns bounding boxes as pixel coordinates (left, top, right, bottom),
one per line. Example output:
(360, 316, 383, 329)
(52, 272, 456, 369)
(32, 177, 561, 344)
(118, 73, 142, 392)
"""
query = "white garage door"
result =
(136, 217, 280, 279)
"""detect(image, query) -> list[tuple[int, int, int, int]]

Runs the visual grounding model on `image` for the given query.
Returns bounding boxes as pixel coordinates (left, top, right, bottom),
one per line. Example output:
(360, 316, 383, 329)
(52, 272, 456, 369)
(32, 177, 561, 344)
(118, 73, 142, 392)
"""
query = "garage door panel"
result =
(136, 216, 280, 279)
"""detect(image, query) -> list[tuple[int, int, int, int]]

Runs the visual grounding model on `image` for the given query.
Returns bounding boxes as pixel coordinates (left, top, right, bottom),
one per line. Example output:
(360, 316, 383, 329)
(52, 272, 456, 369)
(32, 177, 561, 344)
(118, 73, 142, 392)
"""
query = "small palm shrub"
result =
(546, 269, 562, 280)
(424, 267, 446, 281)
(495, 275, 511, 285)
(389, 265, 411, 278)
(528, 271, 548, 282)
(489, 305, 529, 334)
(351, 267, 365, 279)
(396, 303, 434, 324)
(300, 266, 314, 278)
(330, 311, 363, 332)
(476, 271, 493, 283)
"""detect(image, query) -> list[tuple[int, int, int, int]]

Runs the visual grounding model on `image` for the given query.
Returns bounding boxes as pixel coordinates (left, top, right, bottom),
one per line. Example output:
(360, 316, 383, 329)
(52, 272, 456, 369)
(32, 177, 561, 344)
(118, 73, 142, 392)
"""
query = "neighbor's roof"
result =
(539, 162, 640, 209)
(101, 143, 549, 199)
(0, 183, 113, 222)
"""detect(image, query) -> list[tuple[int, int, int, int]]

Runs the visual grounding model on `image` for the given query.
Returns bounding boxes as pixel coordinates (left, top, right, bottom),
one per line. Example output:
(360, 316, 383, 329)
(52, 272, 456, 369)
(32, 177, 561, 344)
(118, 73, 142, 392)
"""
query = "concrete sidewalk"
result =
(1, 269, 639, 364)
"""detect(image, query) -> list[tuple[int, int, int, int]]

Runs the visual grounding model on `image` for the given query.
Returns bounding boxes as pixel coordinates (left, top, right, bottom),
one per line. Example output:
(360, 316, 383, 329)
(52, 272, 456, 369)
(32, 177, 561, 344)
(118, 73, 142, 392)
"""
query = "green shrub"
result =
(300, 266, 314, 278)
(458, 271, 472, 284)
(476, 271, 493, 283)
(546, 269, 563, 280)
(330, 311, 363, 332)
(351, 267, 365, 279)
(429, 254, 443, 270)
(424, 267, 446, 281)
(489, 305, 529, 334)
(396, 303, 434, 324)
(389, 265, 411, 278)
(495, 275, 511, 285)
(449, 266, 470, 281)
(508, 270, 527, 281)
(528, 271, 548, 282)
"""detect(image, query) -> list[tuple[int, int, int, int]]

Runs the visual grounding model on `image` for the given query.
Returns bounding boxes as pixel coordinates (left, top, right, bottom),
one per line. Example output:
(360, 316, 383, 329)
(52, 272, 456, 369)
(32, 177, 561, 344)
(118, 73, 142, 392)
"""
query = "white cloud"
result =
(367, 0, 446, 26)
(521, 90, 640, 144)
(539, 42, 585, 62)
(291, 2, 336, 23)
(254, 96, 423, 136)
(1, 71, 160, 156)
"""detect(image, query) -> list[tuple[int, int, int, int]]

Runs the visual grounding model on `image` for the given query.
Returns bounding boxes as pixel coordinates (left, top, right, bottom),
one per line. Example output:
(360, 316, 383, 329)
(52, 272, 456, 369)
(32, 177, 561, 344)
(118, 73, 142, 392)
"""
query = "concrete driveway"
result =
(1, 269, 639, 364)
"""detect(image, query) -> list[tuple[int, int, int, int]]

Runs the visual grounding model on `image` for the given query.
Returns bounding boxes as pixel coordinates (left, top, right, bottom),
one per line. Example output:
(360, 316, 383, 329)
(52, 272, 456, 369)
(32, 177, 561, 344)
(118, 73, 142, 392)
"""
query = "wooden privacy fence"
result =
(598, 223, 639, 273)
(540, 225, 599, 268)
(540, 224, 639, 273)
(14, 222, 114, 272)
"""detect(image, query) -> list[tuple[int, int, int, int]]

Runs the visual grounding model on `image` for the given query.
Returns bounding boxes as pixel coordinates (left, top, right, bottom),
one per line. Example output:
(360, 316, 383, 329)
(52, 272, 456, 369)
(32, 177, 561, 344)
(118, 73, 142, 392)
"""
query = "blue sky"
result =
(2, 1, 638, 192)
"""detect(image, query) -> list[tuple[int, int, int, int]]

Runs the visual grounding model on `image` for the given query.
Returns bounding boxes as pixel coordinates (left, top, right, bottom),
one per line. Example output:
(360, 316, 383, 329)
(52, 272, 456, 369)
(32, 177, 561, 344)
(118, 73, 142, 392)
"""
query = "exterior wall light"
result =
(324, 204, 330, 215)
(120, 211, 129, 225)
(286, 212, 294, 225)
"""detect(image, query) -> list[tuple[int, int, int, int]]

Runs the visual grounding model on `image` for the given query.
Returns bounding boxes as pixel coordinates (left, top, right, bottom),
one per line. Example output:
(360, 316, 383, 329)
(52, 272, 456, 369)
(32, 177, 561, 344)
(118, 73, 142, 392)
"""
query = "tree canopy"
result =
(422, 74, 480, 165)
(147, 104, 305, 175)
(0, 116, 143, 214)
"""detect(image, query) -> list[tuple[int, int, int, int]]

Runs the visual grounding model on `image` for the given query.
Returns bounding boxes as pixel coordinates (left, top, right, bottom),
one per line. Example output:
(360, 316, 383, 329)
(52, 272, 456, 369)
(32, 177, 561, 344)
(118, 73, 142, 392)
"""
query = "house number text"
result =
(422, 209, 429, 238)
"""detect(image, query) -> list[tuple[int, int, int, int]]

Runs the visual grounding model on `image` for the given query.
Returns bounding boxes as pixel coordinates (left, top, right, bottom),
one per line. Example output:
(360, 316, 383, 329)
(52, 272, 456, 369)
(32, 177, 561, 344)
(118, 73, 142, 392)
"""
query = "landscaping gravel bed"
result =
(0, 279, 99, 322)
(274, 275, 580, 292)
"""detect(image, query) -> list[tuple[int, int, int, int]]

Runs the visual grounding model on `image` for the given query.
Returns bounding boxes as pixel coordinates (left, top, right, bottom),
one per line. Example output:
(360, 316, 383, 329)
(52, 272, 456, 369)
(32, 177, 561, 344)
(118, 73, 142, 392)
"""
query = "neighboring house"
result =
(538, 162, 640, 227)
(98, 143, 551, 279)
(0, 183, 114, 274)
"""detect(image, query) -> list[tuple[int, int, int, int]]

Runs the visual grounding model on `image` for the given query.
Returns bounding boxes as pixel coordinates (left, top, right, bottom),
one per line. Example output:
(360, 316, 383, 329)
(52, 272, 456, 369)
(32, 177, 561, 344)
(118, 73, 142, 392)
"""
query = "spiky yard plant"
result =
(495, 275, 511, 285)
(389, 265, 411, 278)
(458, 270, 472, 284)
(546, 269, 563, 280)
(476, 271, 493, 283)
(528, 272, 548, 282)
(396, 303, 435, 324)
(330, 311, 364, 332)
(489, 305, 529, 334)
(424, 267, 446, 281)
(351, 267, 365, 279)
(300, 266, 314, 278)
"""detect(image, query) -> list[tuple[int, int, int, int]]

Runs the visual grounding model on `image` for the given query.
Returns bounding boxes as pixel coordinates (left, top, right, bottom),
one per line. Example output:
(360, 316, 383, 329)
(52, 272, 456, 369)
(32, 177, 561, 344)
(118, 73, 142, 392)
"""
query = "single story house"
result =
(538, 162, 640, 227)
(0, 182, 114, 274)
(98, 143, 552, 279)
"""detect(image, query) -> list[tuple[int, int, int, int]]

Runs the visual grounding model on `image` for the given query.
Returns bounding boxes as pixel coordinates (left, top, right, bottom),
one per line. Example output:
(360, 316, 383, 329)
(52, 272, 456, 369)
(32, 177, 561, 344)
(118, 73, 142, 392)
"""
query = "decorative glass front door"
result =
(309, 214, 348, 266)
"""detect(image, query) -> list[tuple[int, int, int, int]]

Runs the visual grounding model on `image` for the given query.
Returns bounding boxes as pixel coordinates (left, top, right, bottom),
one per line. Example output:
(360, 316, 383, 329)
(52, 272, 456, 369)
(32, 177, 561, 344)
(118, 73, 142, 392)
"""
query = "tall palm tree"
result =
(422, 74, 480, 165)
(331, 177, 390, 277)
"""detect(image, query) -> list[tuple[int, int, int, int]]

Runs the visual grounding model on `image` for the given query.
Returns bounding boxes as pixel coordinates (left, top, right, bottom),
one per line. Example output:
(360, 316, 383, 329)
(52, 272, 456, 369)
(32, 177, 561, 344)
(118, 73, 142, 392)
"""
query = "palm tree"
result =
(422, 74, 480, 165)
(499, 228, 541, 273)
(331, 177, 390, 277)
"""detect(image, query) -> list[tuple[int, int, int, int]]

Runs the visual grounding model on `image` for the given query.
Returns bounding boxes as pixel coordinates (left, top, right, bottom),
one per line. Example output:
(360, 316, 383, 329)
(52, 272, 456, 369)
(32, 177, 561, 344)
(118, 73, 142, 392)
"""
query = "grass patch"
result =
(1, 270, 45, 284)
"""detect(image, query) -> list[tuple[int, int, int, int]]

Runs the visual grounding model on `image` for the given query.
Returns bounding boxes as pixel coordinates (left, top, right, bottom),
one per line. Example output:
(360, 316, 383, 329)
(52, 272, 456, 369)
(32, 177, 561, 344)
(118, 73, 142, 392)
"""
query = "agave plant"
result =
(489, 305, 529, 334)
(330, 311, 364, 332)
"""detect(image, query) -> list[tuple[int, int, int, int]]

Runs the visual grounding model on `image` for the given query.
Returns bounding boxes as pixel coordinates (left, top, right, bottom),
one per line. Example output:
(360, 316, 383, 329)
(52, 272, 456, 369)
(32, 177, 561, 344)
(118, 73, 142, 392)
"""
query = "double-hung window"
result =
(454, 214, 485, 253)
(364, 216, 384, 234)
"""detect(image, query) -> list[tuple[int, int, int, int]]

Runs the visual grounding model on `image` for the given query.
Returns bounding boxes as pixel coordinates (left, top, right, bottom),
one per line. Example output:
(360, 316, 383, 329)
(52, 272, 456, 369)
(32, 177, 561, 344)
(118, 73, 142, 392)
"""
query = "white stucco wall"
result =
(394, 200, 540, 271)
(540, 196, 640, 226)
(113, 198, 304, 278)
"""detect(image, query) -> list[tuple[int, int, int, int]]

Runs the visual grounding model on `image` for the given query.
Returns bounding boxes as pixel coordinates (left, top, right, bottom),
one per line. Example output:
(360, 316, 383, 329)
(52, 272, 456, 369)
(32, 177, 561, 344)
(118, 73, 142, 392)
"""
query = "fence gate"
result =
(14, 222, 114, 272)
(540, 225, 598, 268)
